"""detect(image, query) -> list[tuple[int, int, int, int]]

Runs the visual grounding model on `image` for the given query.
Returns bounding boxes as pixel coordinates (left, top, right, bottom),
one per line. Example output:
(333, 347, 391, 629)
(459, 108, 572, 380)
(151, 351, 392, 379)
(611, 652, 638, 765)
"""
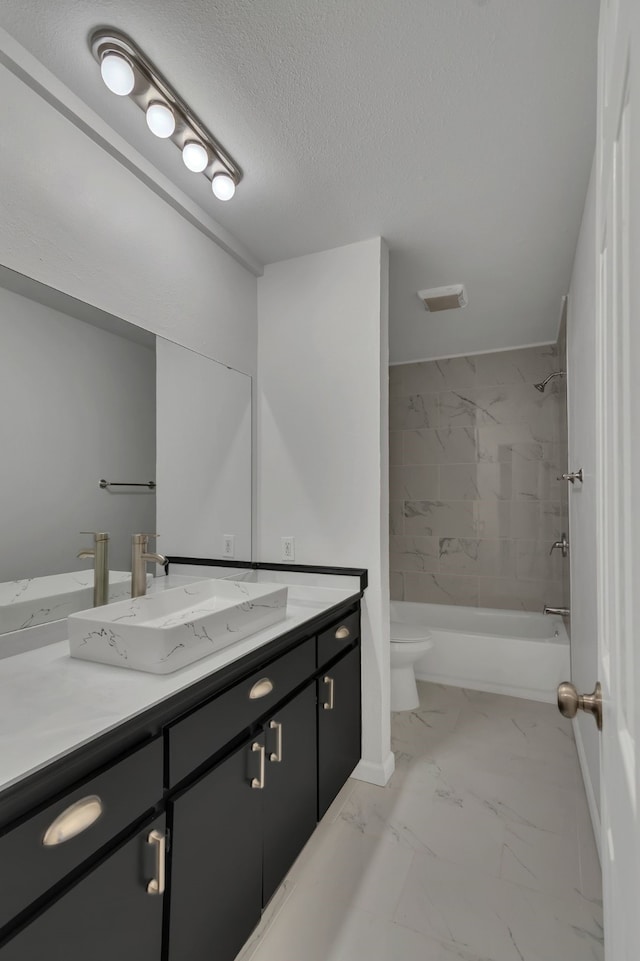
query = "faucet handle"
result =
(132, 533, 160, 545)
(549, 532, 569, 557)
(560, 469, 583, 484)
(80, 532, 110, 541)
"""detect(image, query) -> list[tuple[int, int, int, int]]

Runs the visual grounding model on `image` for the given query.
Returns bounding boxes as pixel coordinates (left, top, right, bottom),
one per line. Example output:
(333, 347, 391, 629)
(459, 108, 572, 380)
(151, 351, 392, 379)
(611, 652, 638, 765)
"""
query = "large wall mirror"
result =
(0, 265, 252, 637)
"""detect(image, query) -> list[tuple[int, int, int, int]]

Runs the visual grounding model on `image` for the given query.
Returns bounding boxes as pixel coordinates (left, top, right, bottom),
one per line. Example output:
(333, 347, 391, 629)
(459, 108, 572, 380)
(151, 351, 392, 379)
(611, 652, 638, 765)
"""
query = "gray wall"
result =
(389, 345, 569, 611)
(1, 285, 155, 581)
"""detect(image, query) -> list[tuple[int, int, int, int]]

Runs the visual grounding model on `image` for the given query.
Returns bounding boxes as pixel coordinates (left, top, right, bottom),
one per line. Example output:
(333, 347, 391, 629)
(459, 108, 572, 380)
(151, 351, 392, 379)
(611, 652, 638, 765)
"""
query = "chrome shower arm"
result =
(534, 370, 566, 392)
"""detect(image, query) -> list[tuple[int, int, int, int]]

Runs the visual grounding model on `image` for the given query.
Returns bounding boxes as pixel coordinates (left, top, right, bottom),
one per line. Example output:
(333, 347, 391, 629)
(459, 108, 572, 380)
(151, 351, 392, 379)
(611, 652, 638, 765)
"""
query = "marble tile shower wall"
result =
(389, 346, 569, 611)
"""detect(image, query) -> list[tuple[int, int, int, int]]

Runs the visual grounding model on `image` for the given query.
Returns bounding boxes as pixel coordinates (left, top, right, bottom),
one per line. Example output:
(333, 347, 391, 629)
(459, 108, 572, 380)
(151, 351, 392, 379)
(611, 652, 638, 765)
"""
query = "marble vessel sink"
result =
(0, 571, 143, 636)
(68, 579, 288, 674)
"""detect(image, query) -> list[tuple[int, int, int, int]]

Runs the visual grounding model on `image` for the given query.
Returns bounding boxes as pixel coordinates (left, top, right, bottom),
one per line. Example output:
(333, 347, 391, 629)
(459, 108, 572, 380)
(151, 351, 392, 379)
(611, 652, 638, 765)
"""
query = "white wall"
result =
(0, 285, 155, 580)
(0, 39, 259, 564)
(0, 55, 258, 377)
(257, 238, 392, 785)
(567, 158, 600, 833)
(156, 339, 252, 560)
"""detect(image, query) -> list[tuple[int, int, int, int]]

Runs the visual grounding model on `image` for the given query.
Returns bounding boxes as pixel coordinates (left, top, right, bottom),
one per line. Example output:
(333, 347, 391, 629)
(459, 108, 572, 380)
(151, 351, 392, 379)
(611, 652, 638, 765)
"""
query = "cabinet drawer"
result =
(0, 814, 165, 961)
(168, 639, 316, 787)
(0, 738, 163, 932)
(317, 610, 360, 667)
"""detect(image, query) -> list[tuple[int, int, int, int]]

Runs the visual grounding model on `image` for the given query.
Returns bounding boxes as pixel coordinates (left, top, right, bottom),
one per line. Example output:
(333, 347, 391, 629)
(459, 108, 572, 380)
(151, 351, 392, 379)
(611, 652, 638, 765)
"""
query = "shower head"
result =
(534, 370, 565, 393)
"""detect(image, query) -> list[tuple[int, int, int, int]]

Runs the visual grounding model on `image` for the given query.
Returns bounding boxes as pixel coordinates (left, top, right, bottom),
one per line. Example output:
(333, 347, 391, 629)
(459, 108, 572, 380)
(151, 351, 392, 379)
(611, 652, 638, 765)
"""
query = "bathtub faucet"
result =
(543, 606, 570, 617)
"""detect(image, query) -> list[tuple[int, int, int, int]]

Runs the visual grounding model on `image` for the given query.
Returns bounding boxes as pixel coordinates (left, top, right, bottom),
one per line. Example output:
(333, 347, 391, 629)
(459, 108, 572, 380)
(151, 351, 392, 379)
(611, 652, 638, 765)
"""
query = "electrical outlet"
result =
(281, 536, 295, 561)
(223, 534, 235, 558)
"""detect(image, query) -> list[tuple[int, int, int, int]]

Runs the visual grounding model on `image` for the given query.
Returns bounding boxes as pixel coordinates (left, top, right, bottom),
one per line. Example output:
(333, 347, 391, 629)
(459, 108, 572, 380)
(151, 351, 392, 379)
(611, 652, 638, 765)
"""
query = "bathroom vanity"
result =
(0, 565, 365, 961)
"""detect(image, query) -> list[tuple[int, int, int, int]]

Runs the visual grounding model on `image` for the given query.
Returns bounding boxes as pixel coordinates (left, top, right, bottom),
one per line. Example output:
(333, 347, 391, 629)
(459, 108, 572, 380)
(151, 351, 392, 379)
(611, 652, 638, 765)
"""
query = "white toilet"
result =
(390, 621, 434, 711)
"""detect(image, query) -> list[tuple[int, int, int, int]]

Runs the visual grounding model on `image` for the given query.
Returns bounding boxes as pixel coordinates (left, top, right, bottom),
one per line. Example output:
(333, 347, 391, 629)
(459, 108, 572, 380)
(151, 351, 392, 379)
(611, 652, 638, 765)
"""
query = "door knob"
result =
(557, 681, 602, 730)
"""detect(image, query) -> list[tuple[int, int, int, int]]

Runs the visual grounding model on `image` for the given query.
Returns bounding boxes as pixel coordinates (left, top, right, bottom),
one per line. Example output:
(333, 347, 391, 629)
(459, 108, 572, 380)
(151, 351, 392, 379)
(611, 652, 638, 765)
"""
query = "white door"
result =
(595, 0, 640, 957)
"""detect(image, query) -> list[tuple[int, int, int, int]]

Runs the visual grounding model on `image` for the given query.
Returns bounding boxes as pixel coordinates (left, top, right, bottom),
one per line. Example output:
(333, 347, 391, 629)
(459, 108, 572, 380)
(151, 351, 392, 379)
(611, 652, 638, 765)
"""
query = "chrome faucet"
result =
(131, 534, 166, 598)
(77, 532, 110, 607)
(549, 533, 569, 558)
(543, 606, 570, 617)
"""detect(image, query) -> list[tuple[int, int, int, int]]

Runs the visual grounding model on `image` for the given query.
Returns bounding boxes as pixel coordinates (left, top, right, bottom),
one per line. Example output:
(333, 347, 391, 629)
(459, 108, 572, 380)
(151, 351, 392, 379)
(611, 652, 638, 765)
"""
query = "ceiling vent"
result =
(418, 284, 468, 312)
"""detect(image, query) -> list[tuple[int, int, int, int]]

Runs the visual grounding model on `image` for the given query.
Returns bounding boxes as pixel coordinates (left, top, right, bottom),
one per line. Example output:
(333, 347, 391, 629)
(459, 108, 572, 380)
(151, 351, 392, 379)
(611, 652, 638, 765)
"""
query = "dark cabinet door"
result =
(0, 815, 165, 961)
(317, 646, 362, 819)
(262, 683, 317, 906)
(168, 735, 264, 961)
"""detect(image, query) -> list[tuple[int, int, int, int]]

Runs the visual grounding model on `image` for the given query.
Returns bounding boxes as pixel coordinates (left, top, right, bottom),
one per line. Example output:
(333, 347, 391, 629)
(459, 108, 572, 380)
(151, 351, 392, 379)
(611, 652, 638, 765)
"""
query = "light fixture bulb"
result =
(182, 141, 209, 173)
(146, 102, 176, 139)
(211, 172, 236, 201)
(100, 52, 135, 96)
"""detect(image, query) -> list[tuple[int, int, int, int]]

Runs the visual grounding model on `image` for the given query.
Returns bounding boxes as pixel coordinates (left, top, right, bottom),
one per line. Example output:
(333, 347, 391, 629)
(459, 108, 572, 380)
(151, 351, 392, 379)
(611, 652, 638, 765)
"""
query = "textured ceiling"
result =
(0, 0, 599, 361)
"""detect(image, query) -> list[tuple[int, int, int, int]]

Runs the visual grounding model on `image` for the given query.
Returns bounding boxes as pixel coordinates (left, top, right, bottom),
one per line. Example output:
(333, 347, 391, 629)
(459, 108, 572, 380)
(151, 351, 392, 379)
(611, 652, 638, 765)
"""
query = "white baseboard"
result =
(415, 670, 555, 704)
(572, 717, 602, 863)
(352, 751, 395, 787)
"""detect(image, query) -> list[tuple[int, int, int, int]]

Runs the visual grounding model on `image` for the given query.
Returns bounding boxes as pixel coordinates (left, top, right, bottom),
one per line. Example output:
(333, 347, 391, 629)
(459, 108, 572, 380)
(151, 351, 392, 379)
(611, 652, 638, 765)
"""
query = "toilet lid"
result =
(390, 621, 433, 643)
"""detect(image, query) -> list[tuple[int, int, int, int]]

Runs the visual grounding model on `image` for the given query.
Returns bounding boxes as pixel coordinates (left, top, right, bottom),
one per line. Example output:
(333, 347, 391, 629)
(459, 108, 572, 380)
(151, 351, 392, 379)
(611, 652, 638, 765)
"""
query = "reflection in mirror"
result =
(156, 339, 252, 561)
(0, 269, 156, 634)
(0, 266, 253, 639)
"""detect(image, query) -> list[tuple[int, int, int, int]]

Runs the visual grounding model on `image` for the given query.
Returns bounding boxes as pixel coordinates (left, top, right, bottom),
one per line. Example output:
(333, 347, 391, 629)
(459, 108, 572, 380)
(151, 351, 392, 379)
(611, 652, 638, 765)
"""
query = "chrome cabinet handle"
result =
(269, 720, 283, 762)
(42, 795, 103, 846)
(249, 677, 274, 700)
(561, 469, 583, 484)
(146, 829, 166, 895)
(251, 742, 266, 788)
(323, 676, 335, 711)
(335, 626, 350, 639)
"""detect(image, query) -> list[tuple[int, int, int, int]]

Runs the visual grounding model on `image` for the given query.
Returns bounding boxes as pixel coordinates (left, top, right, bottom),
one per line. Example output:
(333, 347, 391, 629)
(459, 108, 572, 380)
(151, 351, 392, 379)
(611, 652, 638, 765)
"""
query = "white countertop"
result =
(0, 580, 360, 794)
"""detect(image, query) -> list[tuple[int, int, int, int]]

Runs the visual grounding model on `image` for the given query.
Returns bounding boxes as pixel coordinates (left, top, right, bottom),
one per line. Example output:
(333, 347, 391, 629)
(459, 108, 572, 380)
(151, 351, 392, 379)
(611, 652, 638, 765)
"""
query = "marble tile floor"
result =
(236, 682, 604, 961)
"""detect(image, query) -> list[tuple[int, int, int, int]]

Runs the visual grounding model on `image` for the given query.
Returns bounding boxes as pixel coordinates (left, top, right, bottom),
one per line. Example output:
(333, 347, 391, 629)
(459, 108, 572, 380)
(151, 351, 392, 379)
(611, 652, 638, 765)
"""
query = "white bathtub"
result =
(391, 601, 570, 704)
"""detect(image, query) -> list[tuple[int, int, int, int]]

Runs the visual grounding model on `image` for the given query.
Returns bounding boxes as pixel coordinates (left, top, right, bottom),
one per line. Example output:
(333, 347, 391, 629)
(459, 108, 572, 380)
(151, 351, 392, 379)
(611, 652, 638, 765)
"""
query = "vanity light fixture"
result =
(212, 171, 236, 201)
(182, 141, 209, 173)
(146, 101, 176, 139)
(100, 52, 135, 96)
(90, 29, 242, 199)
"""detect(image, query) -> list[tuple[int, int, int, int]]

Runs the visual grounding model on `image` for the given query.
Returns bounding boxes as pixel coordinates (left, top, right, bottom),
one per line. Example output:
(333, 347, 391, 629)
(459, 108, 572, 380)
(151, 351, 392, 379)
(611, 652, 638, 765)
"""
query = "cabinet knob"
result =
(249, 677, 274, 700)
(335, 626, 350, 639)
(146, 829, 166, 895)
(42, 795, 103, 846)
